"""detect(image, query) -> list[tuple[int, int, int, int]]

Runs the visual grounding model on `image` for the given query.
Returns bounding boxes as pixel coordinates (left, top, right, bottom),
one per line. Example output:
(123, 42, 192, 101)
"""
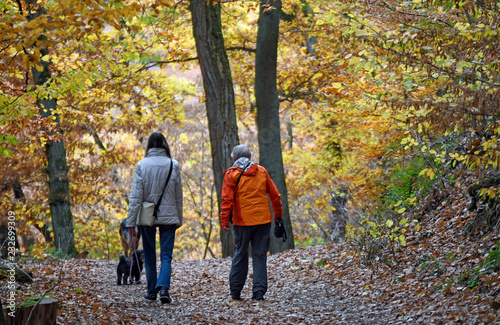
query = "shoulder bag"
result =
(139, 159, 174, 226)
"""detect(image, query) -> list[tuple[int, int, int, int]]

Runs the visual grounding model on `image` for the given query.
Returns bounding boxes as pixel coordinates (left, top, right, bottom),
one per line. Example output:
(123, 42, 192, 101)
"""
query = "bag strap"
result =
(154, 159, 174, 217)
(234, 161, 251, 198)
(229, 162, 251, 223)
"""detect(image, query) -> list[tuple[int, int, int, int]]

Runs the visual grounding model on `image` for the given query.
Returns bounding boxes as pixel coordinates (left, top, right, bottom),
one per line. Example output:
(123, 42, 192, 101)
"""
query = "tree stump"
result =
(3, 298, 58, 325)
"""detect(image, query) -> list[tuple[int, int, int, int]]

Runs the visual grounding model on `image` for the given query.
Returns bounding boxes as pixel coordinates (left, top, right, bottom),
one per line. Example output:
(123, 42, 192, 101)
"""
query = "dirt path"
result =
(99, 250, 396, 324)
(4, 244, 489, 324)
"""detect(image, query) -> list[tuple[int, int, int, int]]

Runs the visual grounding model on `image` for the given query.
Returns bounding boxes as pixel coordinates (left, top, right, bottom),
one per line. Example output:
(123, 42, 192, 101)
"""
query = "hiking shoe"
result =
(159, 287, 172, 304)
(144, 293, 157, 301)
(230, 291, 242, 300)
(251, 293, 264, 301)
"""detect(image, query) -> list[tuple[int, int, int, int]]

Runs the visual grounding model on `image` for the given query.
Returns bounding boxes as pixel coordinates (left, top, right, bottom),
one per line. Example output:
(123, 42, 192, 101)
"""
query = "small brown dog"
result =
(119, 219, 140, 257)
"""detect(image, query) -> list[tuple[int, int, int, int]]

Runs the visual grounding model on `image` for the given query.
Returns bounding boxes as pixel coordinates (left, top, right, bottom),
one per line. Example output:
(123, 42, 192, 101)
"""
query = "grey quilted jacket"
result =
(126, 147, 183, 228)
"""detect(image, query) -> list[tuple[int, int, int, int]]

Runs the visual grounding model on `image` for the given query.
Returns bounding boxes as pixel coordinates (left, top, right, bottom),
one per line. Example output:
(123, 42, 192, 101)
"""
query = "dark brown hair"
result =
(145, 132, 171, 158)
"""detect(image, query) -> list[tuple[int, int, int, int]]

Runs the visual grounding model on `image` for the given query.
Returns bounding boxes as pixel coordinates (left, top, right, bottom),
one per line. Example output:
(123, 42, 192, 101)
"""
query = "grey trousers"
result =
(229, 223, 271, 297)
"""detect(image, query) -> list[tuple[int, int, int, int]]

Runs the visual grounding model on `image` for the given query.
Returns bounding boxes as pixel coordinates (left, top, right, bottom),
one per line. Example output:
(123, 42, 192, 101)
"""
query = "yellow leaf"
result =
(418, 168, 428, 176)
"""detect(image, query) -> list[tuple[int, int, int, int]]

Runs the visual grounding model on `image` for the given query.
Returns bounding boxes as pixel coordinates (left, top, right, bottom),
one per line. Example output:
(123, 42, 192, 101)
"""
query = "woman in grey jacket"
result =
(126, 132, 183, 304)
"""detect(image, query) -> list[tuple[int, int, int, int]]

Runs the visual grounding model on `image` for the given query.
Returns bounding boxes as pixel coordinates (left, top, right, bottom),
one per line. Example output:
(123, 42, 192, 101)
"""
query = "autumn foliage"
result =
(0, 0, 499, 323)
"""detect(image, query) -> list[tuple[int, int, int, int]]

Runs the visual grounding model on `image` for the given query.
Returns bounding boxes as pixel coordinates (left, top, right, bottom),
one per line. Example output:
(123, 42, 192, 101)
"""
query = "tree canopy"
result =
(0, 0, 499, 262)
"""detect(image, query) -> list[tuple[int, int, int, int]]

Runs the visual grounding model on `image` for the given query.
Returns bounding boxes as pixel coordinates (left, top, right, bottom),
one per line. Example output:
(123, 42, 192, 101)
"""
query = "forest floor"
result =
(2, 174, 500, 324)
(2, 235, 499, 325)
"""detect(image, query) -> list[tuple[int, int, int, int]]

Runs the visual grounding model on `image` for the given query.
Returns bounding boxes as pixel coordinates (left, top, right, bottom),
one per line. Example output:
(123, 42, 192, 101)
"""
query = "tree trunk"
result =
(329, 188, 349, 241)
(255, 0, 294, 254)
(190, 0, 240, 258)
(0, 300, 5, 325)
(29, 3, 77, 257)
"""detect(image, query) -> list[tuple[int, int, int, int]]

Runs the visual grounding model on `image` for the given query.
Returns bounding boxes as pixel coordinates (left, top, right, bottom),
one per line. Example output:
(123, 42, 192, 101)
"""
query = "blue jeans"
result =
(229, 223, 271, 297)
(139, 224, 176, 296)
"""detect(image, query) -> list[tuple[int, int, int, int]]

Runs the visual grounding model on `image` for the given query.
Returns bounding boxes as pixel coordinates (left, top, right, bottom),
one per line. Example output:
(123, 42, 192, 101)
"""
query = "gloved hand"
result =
(274, 218, 287, 242)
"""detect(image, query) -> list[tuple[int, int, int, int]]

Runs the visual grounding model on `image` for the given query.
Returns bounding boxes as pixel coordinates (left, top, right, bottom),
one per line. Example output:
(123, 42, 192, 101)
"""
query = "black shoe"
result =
(251, 294, 264, 301)
(144, 293, 157, 301)
(230, 291, 242, 300)
(159, 287, 172, 304)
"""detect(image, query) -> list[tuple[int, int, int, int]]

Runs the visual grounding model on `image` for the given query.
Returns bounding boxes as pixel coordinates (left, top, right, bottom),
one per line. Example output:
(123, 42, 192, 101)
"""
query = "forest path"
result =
(88, 245, 396, 324)
(112, 255, 391, 324)
(5, 243, 490, 324)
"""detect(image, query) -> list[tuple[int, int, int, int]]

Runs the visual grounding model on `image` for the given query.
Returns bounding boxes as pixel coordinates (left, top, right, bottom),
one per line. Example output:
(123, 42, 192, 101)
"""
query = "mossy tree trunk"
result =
(28, 3, 77, 257)
(255, 0, 294, 254)
(190, 0, 239, 257)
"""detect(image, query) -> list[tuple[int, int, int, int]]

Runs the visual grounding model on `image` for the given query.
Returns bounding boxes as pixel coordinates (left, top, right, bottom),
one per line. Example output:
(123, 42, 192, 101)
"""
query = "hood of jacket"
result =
(232, 157, 256, 175)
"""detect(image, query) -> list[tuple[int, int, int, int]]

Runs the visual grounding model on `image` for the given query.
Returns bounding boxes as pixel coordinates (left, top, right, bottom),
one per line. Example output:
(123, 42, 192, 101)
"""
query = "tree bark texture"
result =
(329, 188, 349, 241)
(29, 3, 77, 257)
(255, 0, 295, 254)
(190, 0, 240, 258)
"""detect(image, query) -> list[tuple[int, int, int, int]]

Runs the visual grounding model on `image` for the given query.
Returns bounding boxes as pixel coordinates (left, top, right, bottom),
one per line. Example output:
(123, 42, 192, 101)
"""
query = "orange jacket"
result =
(220, 162, 282, 228)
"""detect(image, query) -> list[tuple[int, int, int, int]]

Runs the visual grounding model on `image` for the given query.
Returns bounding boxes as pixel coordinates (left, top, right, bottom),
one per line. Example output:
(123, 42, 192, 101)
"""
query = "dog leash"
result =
(128, 227, 141, 284)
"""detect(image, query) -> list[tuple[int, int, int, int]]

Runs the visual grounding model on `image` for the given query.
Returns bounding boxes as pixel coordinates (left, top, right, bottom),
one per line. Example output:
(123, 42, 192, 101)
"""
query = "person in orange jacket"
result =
(220, 144, 283, 300)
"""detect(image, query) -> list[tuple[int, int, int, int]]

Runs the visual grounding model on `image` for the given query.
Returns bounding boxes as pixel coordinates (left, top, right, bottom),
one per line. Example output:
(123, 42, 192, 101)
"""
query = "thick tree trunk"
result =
(29, 4, 77, 257)
(255, 0, 294, 254)
(34, 77, 77, 257)
(190, 0, 239, 257)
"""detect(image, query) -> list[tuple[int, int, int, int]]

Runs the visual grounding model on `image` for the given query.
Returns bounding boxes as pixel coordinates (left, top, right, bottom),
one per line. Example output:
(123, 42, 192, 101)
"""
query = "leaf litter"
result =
(2, 180, 500, 324)
(2, 237, 498, 324)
